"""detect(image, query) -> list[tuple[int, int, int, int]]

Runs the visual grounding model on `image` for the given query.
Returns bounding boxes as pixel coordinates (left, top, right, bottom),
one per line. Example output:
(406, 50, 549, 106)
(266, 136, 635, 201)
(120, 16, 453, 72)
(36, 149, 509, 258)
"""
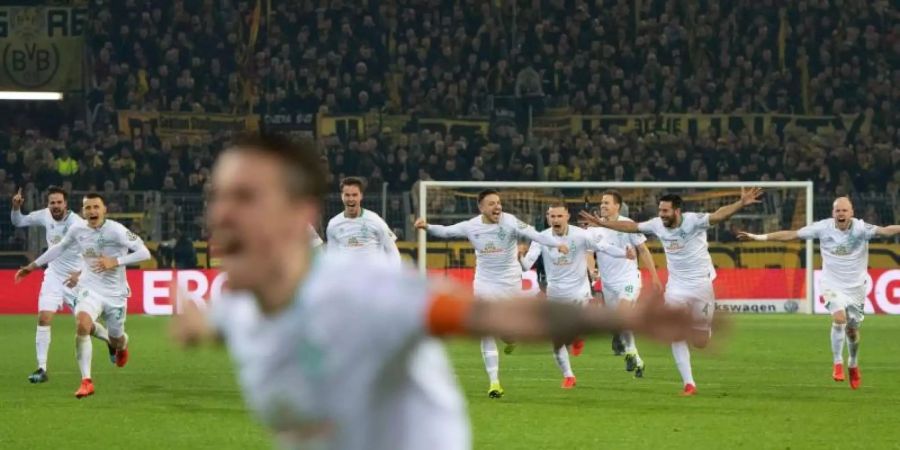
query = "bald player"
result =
(739, 197, 900, 389)
(170, 134, 697, 450)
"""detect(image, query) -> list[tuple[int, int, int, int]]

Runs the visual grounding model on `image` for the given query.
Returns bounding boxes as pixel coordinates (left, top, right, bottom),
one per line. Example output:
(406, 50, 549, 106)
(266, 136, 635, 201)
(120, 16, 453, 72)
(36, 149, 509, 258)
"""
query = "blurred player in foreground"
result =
(10, 186, 111, 383)
(326, 177, 401, 266)
(520, 201, 635, 388)
(588, 190, 662, 377)
(16, 193, 151, 398)
(170, 134, 698, 450)
(414, 189, 570, 398)
(581, 188, 762, 395)
(738, 197, 900, 389)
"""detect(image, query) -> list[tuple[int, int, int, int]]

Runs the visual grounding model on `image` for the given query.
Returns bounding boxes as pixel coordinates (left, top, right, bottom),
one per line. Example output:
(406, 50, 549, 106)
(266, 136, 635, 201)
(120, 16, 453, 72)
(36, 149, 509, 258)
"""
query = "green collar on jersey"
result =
(343, 209, 364, 219)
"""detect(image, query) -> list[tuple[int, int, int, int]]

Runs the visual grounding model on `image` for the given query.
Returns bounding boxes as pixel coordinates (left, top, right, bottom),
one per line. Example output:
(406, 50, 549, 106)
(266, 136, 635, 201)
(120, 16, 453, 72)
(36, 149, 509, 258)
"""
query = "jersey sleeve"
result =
(637, 217, 662, 236)
(520, 240, 542, 270)
(629, 230, 648, 246)
(34, 224, 80, 267)
(683, 212, 711, 233)
(325, 219, 339, 250)
(584, 231, 627, 258)
(11, 210, 43, 227)
(858, 219, 879, 241)
(796, 220, 825, 240)
(308, 224, 324, 248)
(375, 217, 403, 267)
(426, 220, 469, 238)
(506, 214, 560, 247)
(114, 223, 152, 266)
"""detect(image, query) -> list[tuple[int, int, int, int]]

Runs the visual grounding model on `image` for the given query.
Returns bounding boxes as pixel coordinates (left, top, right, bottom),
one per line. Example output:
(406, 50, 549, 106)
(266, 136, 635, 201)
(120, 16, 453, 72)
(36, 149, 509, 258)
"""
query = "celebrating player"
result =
(581, 188, 763, 395)
(520, 201, 635, 388)
(308, 223, 324, 248)
(414, 189, 570, 398)
(738, 197, 900, 389)
(170, 134, 696, 450)
(326, 177, 401, 267)
(10, 186, 112, 383)
(15, 193, 152, 398)
(588, 190, 662, 378)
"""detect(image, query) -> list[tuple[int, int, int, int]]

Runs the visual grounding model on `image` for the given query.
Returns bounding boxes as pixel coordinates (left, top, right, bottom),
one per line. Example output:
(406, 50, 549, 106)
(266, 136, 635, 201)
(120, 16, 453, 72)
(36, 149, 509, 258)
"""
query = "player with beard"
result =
(10, 186, 112, 384)
(169, 134, 697, 450)
(739, 197, 900, 389)
(16, 193, 152, 398)
(581, 188, 762, 395)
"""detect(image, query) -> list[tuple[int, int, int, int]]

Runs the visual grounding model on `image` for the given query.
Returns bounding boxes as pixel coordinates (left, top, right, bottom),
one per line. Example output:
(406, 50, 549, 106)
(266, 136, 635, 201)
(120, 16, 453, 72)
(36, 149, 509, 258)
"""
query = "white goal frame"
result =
(418, 180, 815, 313)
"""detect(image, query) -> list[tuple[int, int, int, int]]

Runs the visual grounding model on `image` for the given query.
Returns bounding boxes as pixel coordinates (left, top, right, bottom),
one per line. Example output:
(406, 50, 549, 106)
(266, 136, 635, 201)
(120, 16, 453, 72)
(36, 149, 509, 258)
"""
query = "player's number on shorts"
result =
(701, 303, 711, 316)
(113, 307, 124, 320)
(624, 285, 633, 294)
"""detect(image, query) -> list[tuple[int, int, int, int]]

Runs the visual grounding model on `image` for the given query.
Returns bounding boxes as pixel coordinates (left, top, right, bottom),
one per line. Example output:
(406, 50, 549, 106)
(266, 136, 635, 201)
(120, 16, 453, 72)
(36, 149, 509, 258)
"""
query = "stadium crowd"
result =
(1, 0, 898, 250)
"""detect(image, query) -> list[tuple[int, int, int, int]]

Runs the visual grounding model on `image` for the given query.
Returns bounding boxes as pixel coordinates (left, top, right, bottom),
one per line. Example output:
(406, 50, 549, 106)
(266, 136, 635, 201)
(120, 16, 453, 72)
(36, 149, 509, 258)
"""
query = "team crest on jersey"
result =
(127, 231, 138, 241)
(51, 235, 62, 244)
(497, 227, 508, 241)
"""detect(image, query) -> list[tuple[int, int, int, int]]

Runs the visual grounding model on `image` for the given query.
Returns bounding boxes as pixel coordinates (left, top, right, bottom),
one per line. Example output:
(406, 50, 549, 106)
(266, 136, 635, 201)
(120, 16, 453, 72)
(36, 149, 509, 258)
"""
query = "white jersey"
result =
(637, 212, 715, 287)
(211, 254, 469, 450)
(587, 216, 646, 289)
(308, 224, 324, 248)
(326, 209, 401, 266)
(426, 212, 562, 291)
(521, 225, 627, 299)
(11, 209, 84, 279)
(34, 219, 151, 301)
(798, 218, 877, 289)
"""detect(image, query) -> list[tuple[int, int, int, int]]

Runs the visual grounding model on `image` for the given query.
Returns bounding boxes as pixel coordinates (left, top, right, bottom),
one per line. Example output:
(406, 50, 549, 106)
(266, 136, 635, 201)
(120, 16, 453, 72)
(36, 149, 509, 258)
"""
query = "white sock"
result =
(847, 333, 860, 368)
(91, 321, 110, 343)
(622, 330, 637, 354)
(831, 323, 846, 364)
(671, 341, 695, 386)
(36, 325, 51, 371)
(481, 337, 500, 384)
(554, 346, 574, 377)
(76, 335, 92, 380)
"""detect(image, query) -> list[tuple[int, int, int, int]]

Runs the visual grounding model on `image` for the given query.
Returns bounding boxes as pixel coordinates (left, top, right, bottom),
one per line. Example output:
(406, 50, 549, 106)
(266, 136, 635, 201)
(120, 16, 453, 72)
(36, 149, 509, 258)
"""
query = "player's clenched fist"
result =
(12, 188, 24, 209)
(414, 218, 428, 229)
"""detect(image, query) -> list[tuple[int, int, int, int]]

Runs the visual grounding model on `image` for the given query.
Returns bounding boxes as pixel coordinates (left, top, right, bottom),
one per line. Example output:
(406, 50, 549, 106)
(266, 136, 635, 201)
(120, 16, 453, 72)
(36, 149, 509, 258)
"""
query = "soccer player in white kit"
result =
(520, 201, 635, 388)
(738, 197, 900, 389)
(326, 177, 402, 267)
(414, 190, 570, 398)
(588, 190, 663, 378)
(169, 134, 696, 450)
(16, 193, 152, 398)
(10, 186, 111, 383)
(582, 188, 762, 395)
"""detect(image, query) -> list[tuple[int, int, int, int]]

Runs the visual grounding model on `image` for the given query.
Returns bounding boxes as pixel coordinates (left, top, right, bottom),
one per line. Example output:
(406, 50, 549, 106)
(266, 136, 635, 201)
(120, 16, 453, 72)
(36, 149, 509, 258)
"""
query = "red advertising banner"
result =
(0, 268, 897, 315)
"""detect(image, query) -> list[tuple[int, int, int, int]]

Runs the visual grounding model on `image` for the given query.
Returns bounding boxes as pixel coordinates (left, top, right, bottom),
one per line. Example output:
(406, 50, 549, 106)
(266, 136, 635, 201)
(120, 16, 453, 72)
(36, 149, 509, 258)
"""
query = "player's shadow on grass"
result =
(134, 383, 248, 413)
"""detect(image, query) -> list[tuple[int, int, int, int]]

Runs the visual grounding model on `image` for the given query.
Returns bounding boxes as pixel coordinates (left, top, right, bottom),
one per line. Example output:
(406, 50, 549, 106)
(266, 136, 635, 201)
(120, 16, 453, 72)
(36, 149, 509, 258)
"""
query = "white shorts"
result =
(73, 287, 127, 338)
(38, 273, 77, 313)
(821, 282, 865, 327)
(473, 280, 520, 302)
(665, 282, 715, 331)
(546, 287, 592, 306)
(602, 277, 642, 309)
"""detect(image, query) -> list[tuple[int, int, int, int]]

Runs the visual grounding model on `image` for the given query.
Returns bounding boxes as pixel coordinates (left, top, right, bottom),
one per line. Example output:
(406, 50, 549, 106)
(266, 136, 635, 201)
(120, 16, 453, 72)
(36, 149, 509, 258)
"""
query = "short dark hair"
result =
(83, 192, 106, 205)
(225, 133, 327, 202)
(602, 190, 622, 206)
(46, 186, 68, 201)
(659, 194, 683, 209)
(340, 177, 365, 193)
(477, 189, 500, 204)
(547, 199, 568, 210)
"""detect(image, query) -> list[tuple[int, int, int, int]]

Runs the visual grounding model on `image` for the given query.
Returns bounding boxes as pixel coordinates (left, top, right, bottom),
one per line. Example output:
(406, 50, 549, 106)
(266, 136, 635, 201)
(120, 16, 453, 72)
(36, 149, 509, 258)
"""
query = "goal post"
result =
(417, 180, 815, 314)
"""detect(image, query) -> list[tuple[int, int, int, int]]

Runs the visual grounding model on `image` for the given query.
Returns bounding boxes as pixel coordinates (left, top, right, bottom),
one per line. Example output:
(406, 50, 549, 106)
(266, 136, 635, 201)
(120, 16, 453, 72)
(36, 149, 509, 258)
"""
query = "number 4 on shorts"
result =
(702, 303, 711, 316)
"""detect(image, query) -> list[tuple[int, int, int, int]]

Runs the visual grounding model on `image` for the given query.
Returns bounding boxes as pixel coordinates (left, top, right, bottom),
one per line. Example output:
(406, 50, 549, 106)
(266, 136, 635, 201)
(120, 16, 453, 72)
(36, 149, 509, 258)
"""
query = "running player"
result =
(581, 188, 763, 395)
(738, 196, 900, 389)
(326, 177, 401, 266)
(520, 201, 635, 388)
(169, 134, 695, 450)
(588, 190, 663, 378)
(10, 186, 111, 383)
(16, 193, 152, 398)
(414, 190, 570, 398)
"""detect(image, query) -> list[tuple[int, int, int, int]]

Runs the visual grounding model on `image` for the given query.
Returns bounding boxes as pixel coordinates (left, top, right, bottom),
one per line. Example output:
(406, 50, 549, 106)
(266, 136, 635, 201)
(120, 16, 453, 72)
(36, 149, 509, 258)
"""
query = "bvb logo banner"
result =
(0, 7, 86, 91)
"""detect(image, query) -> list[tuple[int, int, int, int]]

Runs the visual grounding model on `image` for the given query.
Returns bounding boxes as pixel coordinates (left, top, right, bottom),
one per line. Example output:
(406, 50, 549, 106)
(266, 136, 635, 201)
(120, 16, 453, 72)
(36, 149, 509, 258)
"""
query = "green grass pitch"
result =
(1, 315, 898, 449)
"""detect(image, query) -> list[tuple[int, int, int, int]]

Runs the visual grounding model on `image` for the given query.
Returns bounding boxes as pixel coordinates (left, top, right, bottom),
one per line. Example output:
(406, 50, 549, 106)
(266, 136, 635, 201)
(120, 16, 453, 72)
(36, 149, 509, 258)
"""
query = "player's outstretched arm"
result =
(10, 188, 40, 227)
(519, 241, 541, 270)
(737, 230, 800, 242)
(874, 225, 900, 238)
(15, 227, 78, 282)
(414, 218, 469, 238)
(94, 227, 152, 272)
(577, 211, 641, 233)
(708, 187, 763, 225)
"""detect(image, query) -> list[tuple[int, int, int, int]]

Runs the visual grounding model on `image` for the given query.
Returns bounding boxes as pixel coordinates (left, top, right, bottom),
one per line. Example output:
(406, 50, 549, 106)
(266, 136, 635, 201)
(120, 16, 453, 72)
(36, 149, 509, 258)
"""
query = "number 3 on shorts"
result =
(113, 307, 124, 320)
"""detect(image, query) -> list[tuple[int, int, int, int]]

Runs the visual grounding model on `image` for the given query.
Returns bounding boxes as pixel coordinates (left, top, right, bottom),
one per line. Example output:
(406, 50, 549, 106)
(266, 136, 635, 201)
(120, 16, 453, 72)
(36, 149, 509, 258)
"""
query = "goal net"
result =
(417, 181, 814, 314)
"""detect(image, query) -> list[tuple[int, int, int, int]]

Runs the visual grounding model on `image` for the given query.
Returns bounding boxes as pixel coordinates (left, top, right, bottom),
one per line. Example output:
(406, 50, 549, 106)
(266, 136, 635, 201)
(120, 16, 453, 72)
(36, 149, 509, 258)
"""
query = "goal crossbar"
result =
(417, 180, 815, 313)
